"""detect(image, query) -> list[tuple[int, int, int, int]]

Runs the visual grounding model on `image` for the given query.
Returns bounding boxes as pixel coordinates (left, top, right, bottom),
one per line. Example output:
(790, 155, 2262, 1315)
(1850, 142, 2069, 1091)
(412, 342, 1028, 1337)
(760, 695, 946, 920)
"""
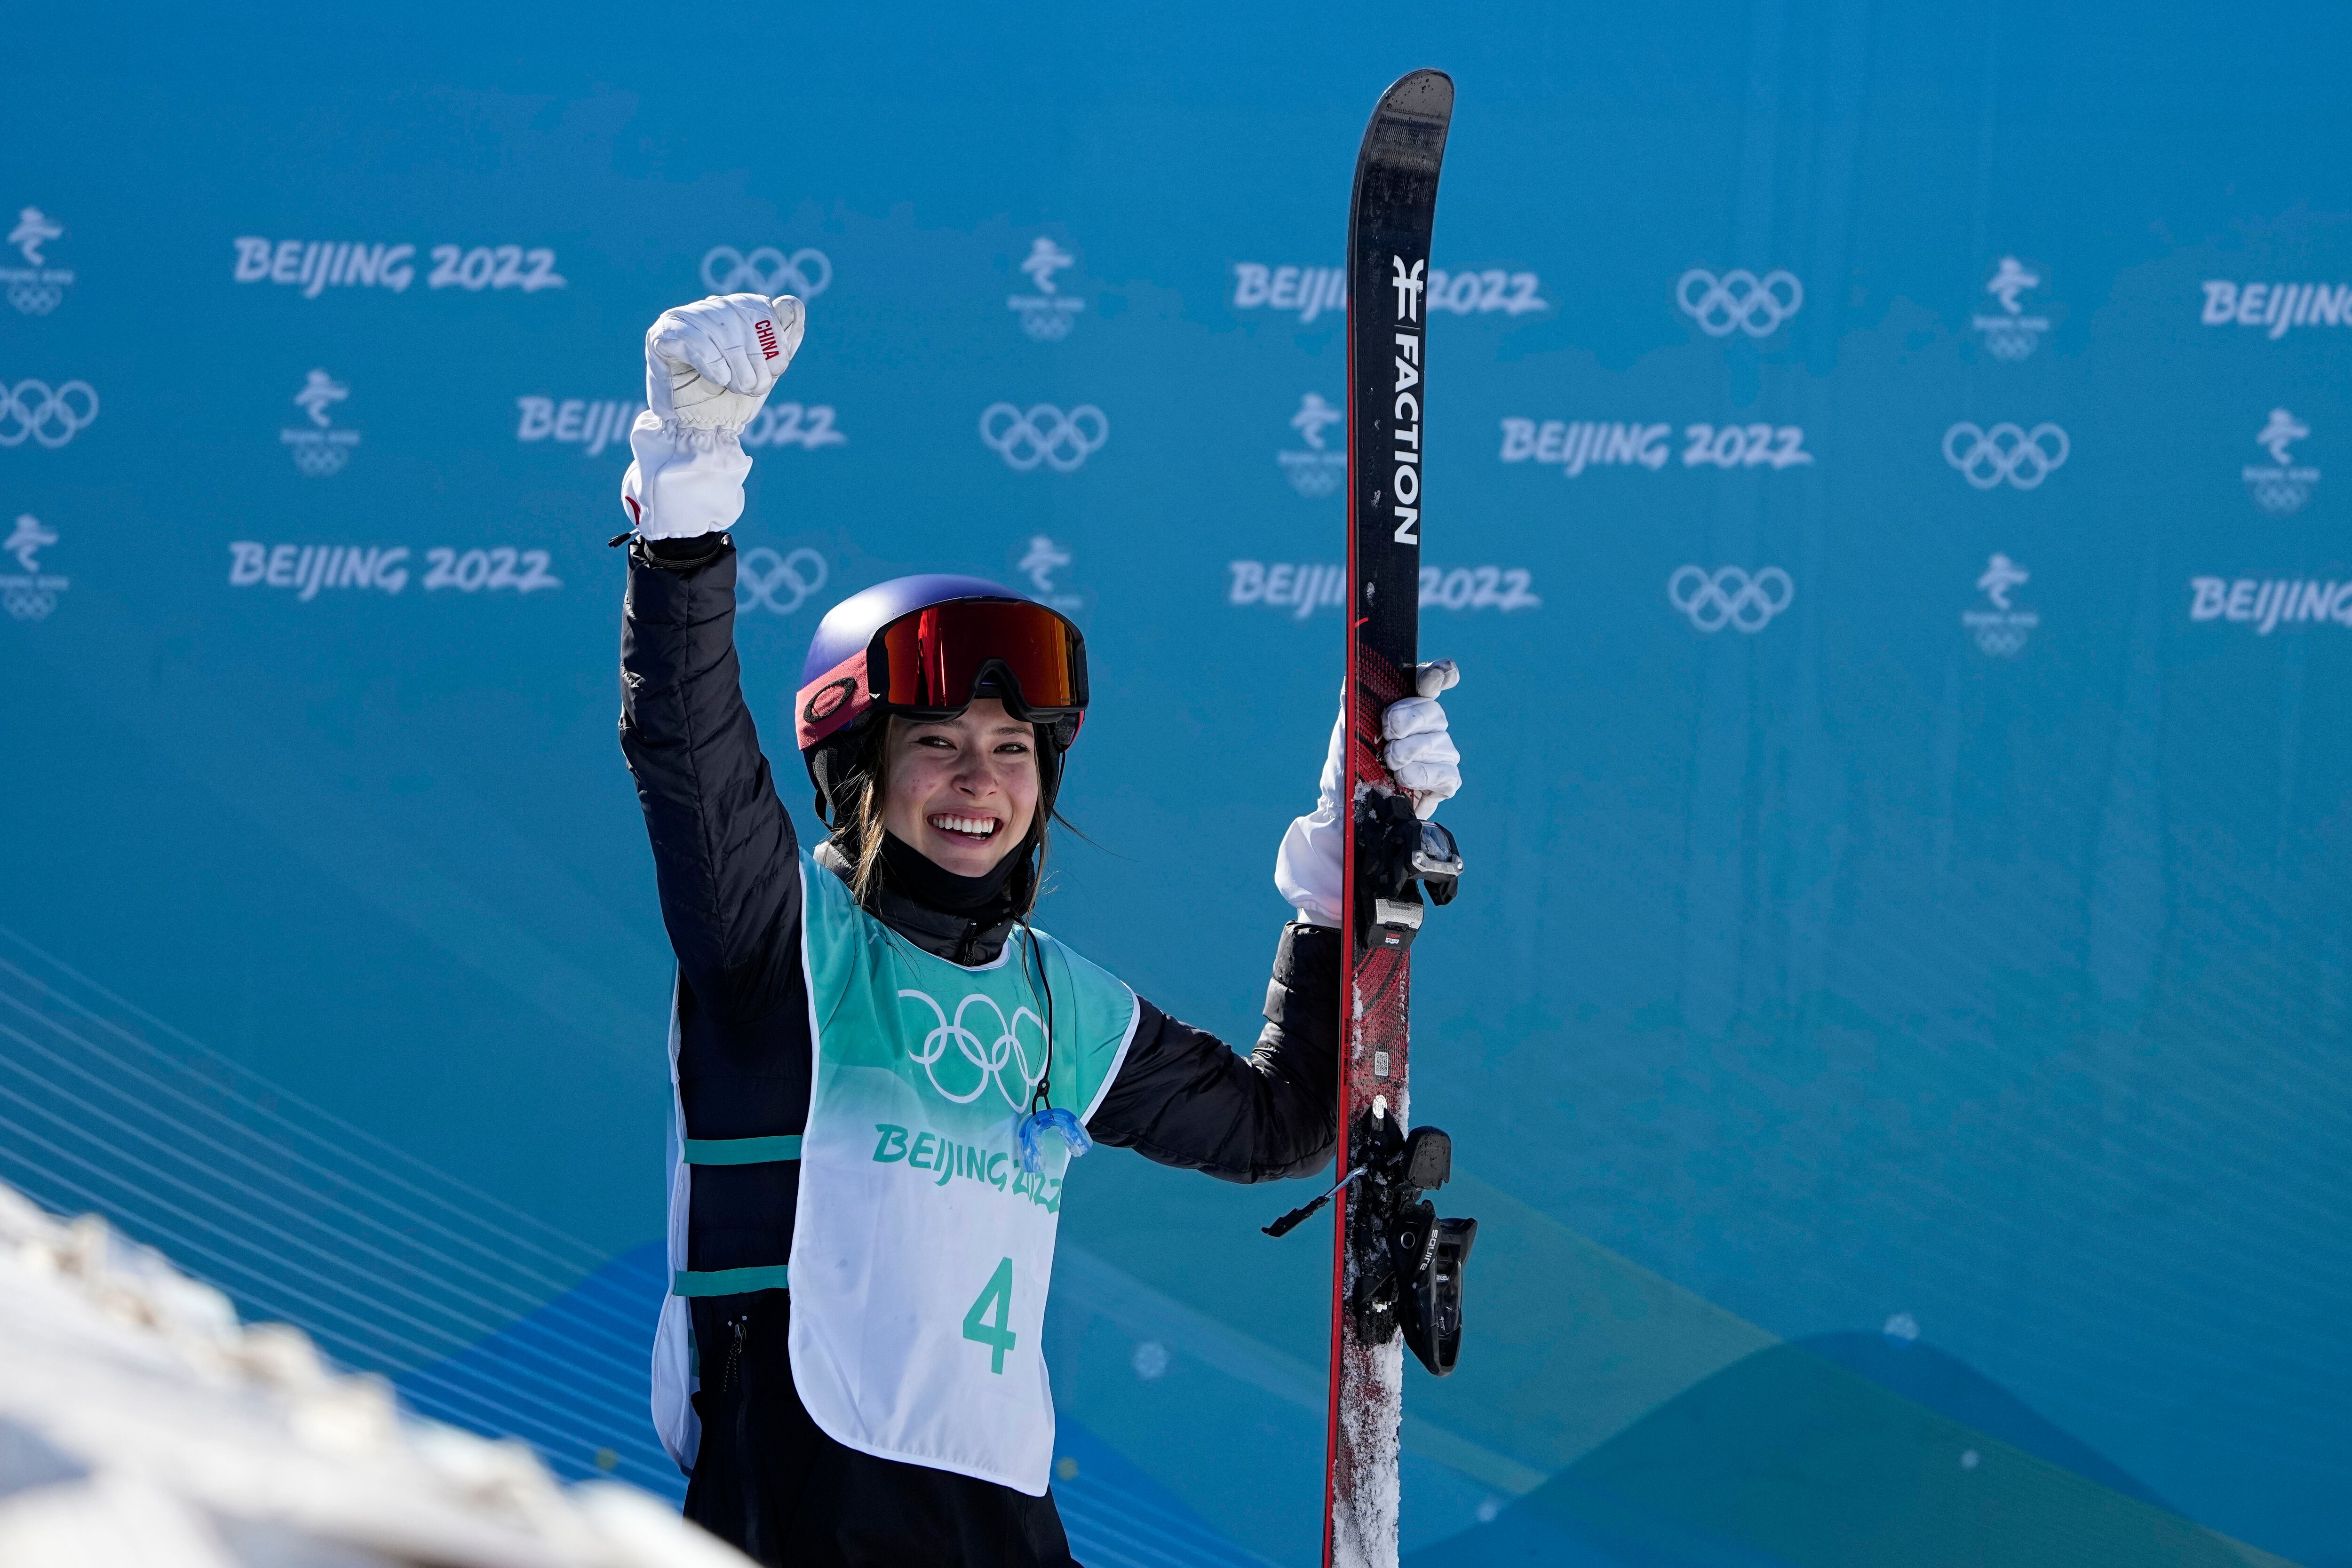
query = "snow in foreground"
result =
(0, 1180, 747, 1568)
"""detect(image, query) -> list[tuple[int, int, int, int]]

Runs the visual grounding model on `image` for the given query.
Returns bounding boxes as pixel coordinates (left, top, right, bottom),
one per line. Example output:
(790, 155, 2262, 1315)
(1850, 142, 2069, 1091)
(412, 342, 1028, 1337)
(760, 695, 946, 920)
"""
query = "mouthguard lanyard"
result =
(1016, 919, 1092, 1175)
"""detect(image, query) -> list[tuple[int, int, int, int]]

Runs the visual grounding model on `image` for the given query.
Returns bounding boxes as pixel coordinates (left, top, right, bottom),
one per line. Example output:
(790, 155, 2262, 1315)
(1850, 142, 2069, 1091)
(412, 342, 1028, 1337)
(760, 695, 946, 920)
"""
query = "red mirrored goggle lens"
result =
(876, 600, 1084, 713)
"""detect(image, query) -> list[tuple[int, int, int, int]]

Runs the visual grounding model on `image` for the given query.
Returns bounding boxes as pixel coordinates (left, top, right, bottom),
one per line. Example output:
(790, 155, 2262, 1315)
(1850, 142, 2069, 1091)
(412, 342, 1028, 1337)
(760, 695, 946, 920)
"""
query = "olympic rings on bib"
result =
(1676, 269, 1804, 339)
(898, 988, 1049, 1112)
(1669, 565, 1795, 634)
(699, 245, 833, 299)
(0, 380, 99, 448)
(735, 546, 828, 616)
(979, 403, 1109, 472)
(1942, 421, 2069, 490)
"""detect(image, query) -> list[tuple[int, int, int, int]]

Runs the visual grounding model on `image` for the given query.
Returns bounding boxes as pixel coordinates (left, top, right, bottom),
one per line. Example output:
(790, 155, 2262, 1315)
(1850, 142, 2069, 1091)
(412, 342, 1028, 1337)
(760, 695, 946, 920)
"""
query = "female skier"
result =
(616, 292, 1464, 1566)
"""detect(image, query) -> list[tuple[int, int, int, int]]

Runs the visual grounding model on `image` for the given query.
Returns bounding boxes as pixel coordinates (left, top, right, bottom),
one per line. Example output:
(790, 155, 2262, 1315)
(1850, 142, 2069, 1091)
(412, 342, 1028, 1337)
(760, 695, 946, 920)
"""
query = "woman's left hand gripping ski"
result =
(1275, 660, 1464, 928)
(1383, 659, 1462, 820)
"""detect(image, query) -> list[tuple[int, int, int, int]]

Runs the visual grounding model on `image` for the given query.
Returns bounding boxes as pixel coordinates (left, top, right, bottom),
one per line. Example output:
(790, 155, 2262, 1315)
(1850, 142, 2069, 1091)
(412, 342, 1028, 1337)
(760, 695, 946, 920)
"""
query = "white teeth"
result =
(928, 814, 999, 839)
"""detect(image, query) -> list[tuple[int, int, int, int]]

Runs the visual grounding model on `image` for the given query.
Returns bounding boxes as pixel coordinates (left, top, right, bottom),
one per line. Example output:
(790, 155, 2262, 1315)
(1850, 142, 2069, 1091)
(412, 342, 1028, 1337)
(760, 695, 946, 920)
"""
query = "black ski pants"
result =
(684, 1291, 1081, 1568)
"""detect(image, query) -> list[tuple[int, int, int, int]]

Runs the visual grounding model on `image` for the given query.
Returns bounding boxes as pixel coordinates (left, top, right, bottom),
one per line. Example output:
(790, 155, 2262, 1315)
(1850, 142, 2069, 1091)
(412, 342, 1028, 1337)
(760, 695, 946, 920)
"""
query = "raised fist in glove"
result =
(1274, 661, 1463, 929)
(622, 294, 806, 540)
(646, 293, 805, 431)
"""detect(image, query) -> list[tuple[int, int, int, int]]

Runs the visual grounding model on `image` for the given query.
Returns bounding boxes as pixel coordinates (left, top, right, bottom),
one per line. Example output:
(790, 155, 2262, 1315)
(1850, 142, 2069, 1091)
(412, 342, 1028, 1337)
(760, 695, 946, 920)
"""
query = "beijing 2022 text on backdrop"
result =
(5, 6, 2348, 1565)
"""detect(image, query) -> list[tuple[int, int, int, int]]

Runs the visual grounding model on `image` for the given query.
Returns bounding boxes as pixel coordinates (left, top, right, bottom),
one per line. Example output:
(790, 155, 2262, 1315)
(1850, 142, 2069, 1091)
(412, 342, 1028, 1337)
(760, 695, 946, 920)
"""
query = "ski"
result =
(1256, 69, 1473, 1566)
(1327, 69, 1471, 1568)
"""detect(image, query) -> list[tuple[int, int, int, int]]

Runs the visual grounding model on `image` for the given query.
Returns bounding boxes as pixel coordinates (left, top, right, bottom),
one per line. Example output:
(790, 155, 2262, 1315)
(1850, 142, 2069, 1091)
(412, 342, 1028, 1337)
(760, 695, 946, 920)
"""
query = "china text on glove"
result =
(620, 293, 806, 539)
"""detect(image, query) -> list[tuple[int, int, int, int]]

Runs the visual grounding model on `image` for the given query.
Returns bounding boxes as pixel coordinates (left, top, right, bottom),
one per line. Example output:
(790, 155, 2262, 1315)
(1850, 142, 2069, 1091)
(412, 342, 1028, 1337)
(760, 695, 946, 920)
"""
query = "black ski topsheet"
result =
(1328, 68, 1451, 1568)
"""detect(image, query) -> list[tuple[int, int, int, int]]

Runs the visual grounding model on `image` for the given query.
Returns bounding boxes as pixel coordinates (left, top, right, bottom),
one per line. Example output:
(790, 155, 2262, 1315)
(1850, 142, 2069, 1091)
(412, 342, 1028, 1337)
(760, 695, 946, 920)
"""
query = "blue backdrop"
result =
(5, 6, 2348, 1565)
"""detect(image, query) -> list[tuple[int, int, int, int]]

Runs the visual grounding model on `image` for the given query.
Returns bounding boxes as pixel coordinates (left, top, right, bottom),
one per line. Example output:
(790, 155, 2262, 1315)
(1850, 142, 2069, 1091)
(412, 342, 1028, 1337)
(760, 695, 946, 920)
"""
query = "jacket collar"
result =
(813, 838, 1017, 967)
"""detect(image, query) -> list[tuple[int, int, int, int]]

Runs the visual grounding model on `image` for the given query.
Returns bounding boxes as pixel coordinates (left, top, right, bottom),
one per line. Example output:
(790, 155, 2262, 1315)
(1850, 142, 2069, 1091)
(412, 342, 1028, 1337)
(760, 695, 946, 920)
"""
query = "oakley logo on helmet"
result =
(796, 650, 873, 750)
(804, 678, 855, 723)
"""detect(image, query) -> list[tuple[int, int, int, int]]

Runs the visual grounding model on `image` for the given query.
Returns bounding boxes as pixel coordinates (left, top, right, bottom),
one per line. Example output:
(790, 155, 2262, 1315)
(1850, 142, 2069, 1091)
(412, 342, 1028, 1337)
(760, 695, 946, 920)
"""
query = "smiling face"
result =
(878, 699, 1041, 878)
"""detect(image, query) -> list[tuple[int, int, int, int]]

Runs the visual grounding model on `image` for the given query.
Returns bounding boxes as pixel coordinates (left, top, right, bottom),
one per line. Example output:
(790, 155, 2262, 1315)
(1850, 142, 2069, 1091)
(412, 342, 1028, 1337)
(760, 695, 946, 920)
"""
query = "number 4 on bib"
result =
(963, 1257, 1018, 1374)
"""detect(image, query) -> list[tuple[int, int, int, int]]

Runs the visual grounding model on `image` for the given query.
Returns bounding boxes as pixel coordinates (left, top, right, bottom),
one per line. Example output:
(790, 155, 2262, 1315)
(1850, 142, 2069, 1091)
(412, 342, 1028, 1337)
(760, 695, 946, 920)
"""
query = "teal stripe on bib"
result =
(673, 1265, 791, 1297)
(683, 1135, 803, 1165)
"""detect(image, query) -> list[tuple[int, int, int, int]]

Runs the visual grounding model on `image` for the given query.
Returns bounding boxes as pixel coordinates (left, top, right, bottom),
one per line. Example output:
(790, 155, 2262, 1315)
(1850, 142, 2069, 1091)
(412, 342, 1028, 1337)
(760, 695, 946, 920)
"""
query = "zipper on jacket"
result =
(720, 1317, 747, 1397)
(724, 1312, 766, 1559)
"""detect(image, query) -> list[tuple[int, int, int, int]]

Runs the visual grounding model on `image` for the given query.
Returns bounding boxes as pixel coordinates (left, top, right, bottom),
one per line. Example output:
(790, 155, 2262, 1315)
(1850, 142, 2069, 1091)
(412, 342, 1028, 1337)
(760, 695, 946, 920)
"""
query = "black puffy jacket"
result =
(619, 535, 1339, 1563)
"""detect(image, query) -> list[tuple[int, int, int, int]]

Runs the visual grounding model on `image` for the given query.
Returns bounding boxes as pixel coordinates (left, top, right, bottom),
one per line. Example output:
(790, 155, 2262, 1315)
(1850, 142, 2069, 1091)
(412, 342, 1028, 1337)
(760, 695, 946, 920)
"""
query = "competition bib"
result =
(787, 856, 1138, 1494)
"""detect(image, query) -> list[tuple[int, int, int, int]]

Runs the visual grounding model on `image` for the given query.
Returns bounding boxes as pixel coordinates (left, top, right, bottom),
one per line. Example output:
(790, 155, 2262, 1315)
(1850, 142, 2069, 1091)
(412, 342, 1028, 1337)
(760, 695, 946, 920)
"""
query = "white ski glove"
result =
(620, 293, 806, 540)
(1274, 661, 1462, 929)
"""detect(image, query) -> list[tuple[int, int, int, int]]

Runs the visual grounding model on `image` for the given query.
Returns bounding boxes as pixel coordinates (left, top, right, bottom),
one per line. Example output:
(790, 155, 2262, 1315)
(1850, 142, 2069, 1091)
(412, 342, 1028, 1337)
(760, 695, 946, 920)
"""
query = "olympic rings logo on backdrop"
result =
(0, 380, 99, 448)
(1676, 269, 1804, 338)
(1669, 565, 1795, 634)
(736, 546, 828, 616)
(700, 246, 834, 299)
(898, 988, 1049, 1111)
(979, 403, 1109, 472)
(1942, 421, 2069, 490)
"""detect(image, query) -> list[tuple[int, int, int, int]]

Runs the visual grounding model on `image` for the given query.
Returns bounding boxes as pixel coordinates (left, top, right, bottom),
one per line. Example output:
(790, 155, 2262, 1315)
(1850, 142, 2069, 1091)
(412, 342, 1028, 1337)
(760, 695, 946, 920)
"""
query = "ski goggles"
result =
(796, 597, 1089, 751)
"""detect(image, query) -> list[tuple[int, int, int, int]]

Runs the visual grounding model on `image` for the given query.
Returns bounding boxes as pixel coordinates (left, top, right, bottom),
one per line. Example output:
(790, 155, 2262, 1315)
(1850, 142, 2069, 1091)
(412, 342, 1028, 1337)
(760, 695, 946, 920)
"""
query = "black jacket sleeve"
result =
(1087, 922, 1342, 1183)
(619, 534, 804, 1024)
